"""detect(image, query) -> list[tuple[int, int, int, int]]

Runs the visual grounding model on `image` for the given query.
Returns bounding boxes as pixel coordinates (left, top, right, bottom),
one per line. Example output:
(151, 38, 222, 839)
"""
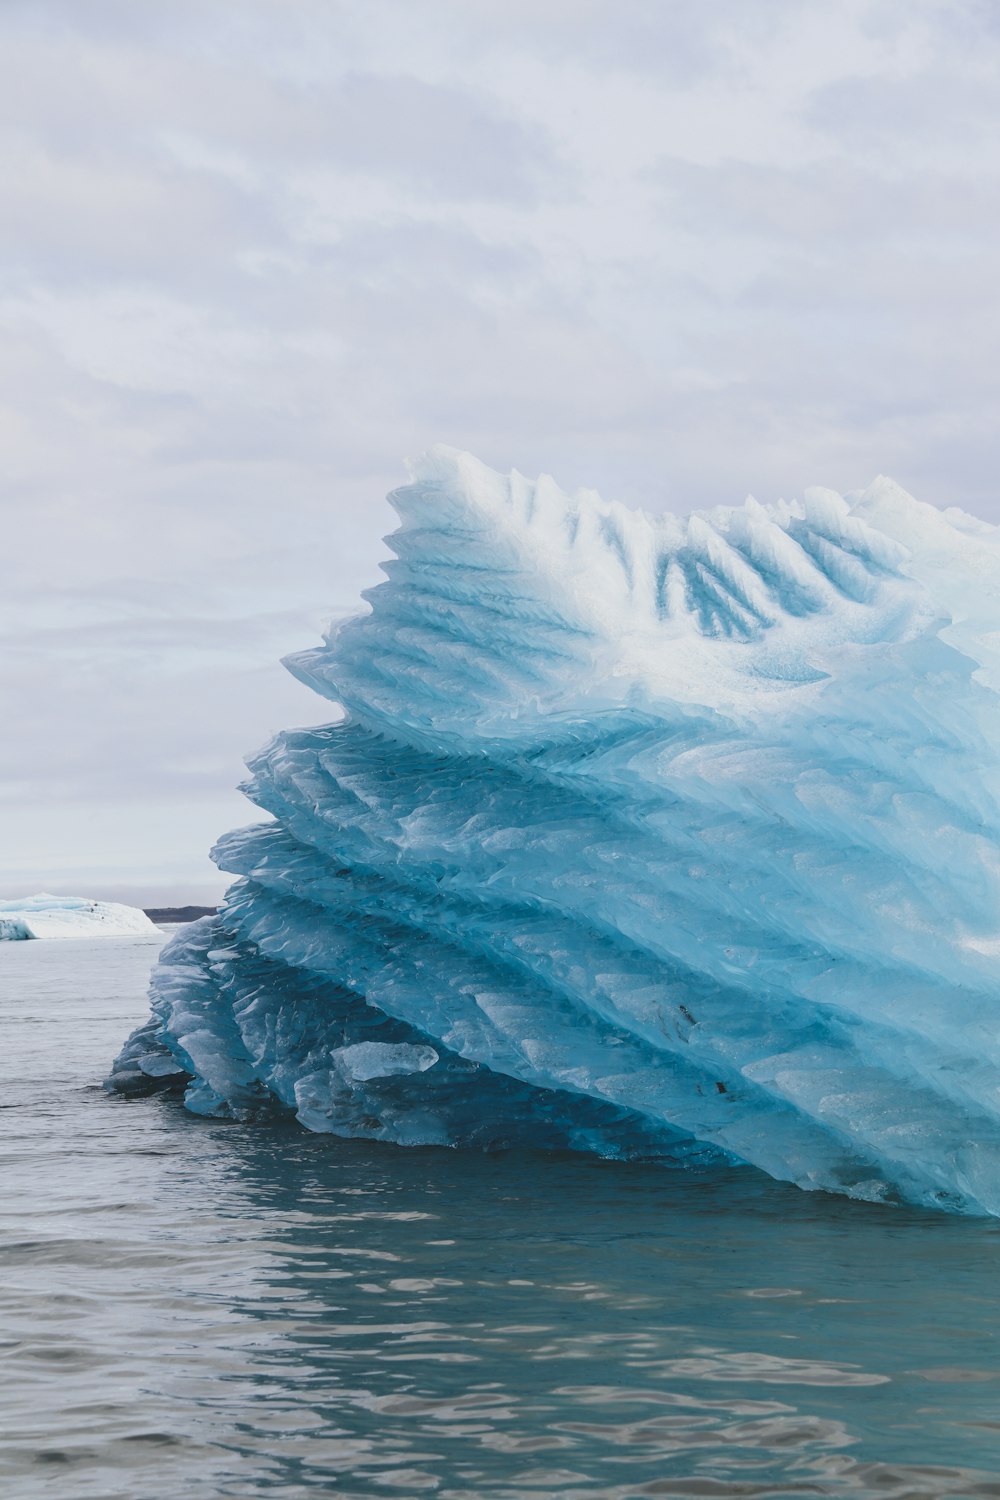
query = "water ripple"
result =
(4, 935, 1000, 1498)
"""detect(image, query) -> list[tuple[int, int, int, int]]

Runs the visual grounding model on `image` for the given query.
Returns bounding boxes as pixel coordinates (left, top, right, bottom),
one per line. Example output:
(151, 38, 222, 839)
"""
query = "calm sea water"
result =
(4, 931, 1000, 1499)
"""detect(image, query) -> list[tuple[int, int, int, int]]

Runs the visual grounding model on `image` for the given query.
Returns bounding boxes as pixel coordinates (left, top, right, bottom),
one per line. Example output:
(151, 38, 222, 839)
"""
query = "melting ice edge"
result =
(110, 447, 1000, 1215)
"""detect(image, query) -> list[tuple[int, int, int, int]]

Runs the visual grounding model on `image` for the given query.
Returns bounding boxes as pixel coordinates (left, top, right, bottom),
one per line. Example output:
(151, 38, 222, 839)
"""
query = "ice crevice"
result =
(108, 447, 1000, 1214)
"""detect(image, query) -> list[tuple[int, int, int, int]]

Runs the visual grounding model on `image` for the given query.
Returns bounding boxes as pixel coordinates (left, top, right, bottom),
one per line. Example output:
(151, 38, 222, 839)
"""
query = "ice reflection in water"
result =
(4, 934, 1000, 1498)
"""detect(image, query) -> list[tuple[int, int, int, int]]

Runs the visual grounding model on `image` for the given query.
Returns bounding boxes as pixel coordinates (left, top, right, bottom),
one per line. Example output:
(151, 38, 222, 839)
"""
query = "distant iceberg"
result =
(110, 448, 1000, 1213)
(2, 894, 161, 941)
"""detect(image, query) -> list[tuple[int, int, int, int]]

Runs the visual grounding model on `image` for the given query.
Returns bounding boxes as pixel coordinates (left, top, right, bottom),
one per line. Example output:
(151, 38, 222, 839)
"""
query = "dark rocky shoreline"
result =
(143, 906, 216, 925)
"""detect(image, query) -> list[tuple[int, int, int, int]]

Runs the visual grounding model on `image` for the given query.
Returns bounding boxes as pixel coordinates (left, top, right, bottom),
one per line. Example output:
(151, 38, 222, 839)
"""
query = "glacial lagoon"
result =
(5, 930, 1000, 1499)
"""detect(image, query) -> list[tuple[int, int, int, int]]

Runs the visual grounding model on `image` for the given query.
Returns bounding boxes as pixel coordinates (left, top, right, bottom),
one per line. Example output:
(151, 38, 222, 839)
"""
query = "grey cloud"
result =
(0, 654, 318, 804)
(0, 17, 558, 208)
(0, 142, 279, 290)
(4, 0, 1000, 896)
(804, 67, 1000, 155)
(650, 156, 1000, 244)
(362, 0, 800, 84)
(633, 144, 1000, 515)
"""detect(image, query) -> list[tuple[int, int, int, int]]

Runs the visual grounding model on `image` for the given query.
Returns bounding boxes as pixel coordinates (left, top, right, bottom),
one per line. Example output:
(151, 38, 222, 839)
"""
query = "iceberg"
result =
(110, 448, 1000, 1213)
(2, 893, 161, 940)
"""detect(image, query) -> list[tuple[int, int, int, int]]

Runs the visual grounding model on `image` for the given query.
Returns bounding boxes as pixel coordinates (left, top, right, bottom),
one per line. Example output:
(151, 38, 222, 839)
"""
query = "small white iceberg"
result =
(0, 894, 161, 940)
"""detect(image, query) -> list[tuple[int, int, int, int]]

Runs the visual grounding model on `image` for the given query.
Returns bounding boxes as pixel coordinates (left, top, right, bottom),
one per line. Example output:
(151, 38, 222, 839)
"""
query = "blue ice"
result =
(109, 448, 1000, 1214)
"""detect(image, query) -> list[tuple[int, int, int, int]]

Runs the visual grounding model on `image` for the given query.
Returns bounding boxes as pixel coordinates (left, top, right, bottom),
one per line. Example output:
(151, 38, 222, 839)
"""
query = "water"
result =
(4, 934, 1000, 1499)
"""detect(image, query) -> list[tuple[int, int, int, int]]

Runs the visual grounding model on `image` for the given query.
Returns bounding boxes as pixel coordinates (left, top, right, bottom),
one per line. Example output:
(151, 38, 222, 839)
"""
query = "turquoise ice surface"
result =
(112, 450, 1000, 1213)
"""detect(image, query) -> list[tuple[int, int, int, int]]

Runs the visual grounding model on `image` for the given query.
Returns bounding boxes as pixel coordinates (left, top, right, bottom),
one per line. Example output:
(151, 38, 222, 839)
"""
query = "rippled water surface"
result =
(5, 932, 1000, 1499)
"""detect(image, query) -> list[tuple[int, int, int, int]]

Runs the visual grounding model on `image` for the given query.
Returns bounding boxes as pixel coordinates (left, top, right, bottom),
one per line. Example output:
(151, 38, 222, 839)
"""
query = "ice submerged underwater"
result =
(109, 447, 1000, 1215)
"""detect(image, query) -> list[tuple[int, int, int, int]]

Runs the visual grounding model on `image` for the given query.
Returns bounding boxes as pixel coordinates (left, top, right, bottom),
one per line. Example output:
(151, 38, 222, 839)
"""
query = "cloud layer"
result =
(4, 0, 1000, 899)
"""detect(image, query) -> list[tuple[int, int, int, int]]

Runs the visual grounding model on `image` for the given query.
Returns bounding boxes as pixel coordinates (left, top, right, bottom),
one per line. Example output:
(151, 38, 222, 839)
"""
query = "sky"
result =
(3, 0, 1000, 903)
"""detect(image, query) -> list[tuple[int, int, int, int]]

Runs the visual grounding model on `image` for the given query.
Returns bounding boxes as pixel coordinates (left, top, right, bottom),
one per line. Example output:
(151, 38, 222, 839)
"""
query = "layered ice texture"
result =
(111, 449, 1000, 1213)
(2, 894, 160, 941)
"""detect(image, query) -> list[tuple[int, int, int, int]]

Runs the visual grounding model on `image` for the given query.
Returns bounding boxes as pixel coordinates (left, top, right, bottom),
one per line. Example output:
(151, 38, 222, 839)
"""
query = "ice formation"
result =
(2, 893, 161, 940)
(110, 448, 1000, 1213)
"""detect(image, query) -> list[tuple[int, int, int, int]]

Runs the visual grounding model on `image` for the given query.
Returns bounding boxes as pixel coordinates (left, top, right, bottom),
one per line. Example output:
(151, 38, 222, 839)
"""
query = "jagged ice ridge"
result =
(110, 448, 1000, 1214)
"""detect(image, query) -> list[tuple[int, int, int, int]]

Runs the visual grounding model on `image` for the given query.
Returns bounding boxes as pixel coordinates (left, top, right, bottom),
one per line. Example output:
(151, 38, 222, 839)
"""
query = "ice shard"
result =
(109, 448, 1000, 1213)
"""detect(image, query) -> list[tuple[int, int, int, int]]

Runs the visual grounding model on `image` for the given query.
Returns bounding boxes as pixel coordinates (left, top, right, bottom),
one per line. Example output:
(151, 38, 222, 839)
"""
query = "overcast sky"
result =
(3, 0, 1000, 903)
